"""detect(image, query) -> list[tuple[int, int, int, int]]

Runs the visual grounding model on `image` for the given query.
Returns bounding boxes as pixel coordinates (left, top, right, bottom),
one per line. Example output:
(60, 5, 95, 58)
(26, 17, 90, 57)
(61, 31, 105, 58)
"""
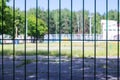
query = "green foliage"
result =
(92, 13, 102, 34)
(27, 15, 47, 38)
(14, 9, 25, 36)
(60, 9, 71, 34)
(26, 8, 120, 34)
(108, 10, 118, 20)
(0, 0, 24, 38)
(0, 0, 12, 34)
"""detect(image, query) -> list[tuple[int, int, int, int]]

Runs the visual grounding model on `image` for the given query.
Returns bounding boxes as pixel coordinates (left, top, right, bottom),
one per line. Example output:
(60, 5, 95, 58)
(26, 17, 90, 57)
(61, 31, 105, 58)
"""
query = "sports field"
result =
(0, 41, 120, 57)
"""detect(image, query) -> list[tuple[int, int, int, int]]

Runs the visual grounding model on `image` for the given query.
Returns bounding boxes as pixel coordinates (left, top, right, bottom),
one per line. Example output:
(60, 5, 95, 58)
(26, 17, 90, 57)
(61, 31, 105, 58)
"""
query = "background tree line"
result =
(0, 0, 120, 39)
(27, 8, 120, 34)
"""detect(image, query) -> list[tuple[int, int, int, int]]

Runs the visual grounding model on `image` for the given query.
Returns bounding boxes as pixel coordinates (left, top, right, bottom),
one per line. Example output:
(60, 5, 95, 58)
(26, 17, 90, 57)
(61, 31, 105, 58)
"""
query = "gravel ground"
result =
(0, 56, 120, 80)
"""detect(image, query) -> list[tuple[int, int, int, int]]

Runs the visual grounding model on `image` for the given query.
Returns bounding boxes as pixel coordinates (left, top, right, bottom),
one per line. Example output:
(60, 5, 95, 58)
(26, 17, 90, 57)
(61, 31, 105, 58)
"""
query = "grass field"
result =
(0, 41, 120, 57)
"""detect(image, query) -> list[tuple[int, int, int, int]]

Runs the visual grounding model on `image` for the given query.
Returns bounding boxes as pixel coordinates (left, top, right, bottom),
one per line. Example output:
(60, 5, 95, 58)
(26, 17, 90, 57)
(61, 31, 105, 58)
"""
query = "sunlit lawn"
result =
(0, 41, 120, 58)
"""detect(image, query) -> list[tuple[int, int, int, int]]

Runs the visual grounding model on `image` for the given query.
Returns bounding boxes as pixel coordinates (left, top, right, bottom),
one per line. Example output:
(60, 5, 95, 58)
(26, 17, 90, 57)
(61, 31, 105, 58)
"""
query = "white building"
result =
(101, 20, 120, 40)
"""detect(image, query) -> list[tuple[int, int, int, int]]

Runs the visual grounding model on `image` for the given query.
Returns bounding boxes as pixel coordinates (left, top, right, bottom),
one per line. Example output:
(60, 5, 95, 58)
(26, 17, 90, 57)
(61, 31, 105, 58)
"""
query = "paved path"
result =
(0, 56, 120, 80)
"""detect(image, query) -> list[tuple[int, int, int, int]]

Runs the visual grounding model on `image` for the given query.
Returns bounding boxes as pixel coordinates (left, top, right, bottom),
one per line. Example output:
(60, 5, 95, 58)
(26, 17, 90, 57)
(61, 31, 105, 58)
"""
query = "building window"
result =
(109, 29, 112, 31)
(113, 29, 116, 31)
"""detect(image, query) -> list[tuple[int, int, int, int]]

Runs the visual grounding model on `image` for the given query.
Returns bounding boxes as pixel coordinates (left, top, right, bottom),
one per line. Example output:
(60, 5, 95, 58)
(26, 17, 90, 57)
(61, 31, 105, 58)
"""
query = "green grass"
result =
(0, 41, 120, 58)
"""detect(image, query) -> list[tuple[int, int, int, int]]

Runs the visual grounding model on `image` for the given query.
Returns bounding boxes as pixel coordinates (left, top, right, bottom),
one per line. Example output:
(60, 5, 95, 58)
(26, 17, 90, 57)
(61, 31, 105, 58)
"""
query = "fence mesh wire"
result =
(0, 0, 120, 80)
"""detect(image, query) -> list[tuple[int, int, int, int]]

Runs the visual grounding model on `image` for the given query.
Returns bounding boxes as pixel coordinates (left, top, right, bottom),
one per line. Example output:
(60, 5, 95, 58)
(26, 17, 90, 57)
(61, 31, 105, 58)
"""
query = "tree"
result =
(27, 8, 47, 25)
(102, 10, 120, 21)
(27, 15, 47, 40)
(0, 0, 13, 35)
(27, 7, 120, 35)
(92, 13, 102, 34)
(61, 9, 71, 34)
(49, 10, 59, 34)
(14, 8, 24, 38)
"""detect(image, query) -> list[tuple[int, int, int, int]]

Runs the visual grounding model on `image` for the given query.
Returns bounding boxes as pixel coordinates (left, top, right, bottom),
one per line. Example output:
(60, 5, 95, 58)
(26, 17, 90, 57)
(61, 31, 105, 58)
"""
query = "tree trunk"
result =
(15, 27, 18, 38)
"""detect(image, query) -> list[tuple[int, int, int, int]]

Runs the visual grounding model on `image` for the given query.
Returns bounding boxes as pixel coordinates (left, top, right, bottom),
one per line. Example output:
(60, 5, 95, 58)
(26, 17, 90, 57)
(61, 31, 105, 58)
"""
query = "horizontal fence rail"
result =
(0, 0, 120, 80)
